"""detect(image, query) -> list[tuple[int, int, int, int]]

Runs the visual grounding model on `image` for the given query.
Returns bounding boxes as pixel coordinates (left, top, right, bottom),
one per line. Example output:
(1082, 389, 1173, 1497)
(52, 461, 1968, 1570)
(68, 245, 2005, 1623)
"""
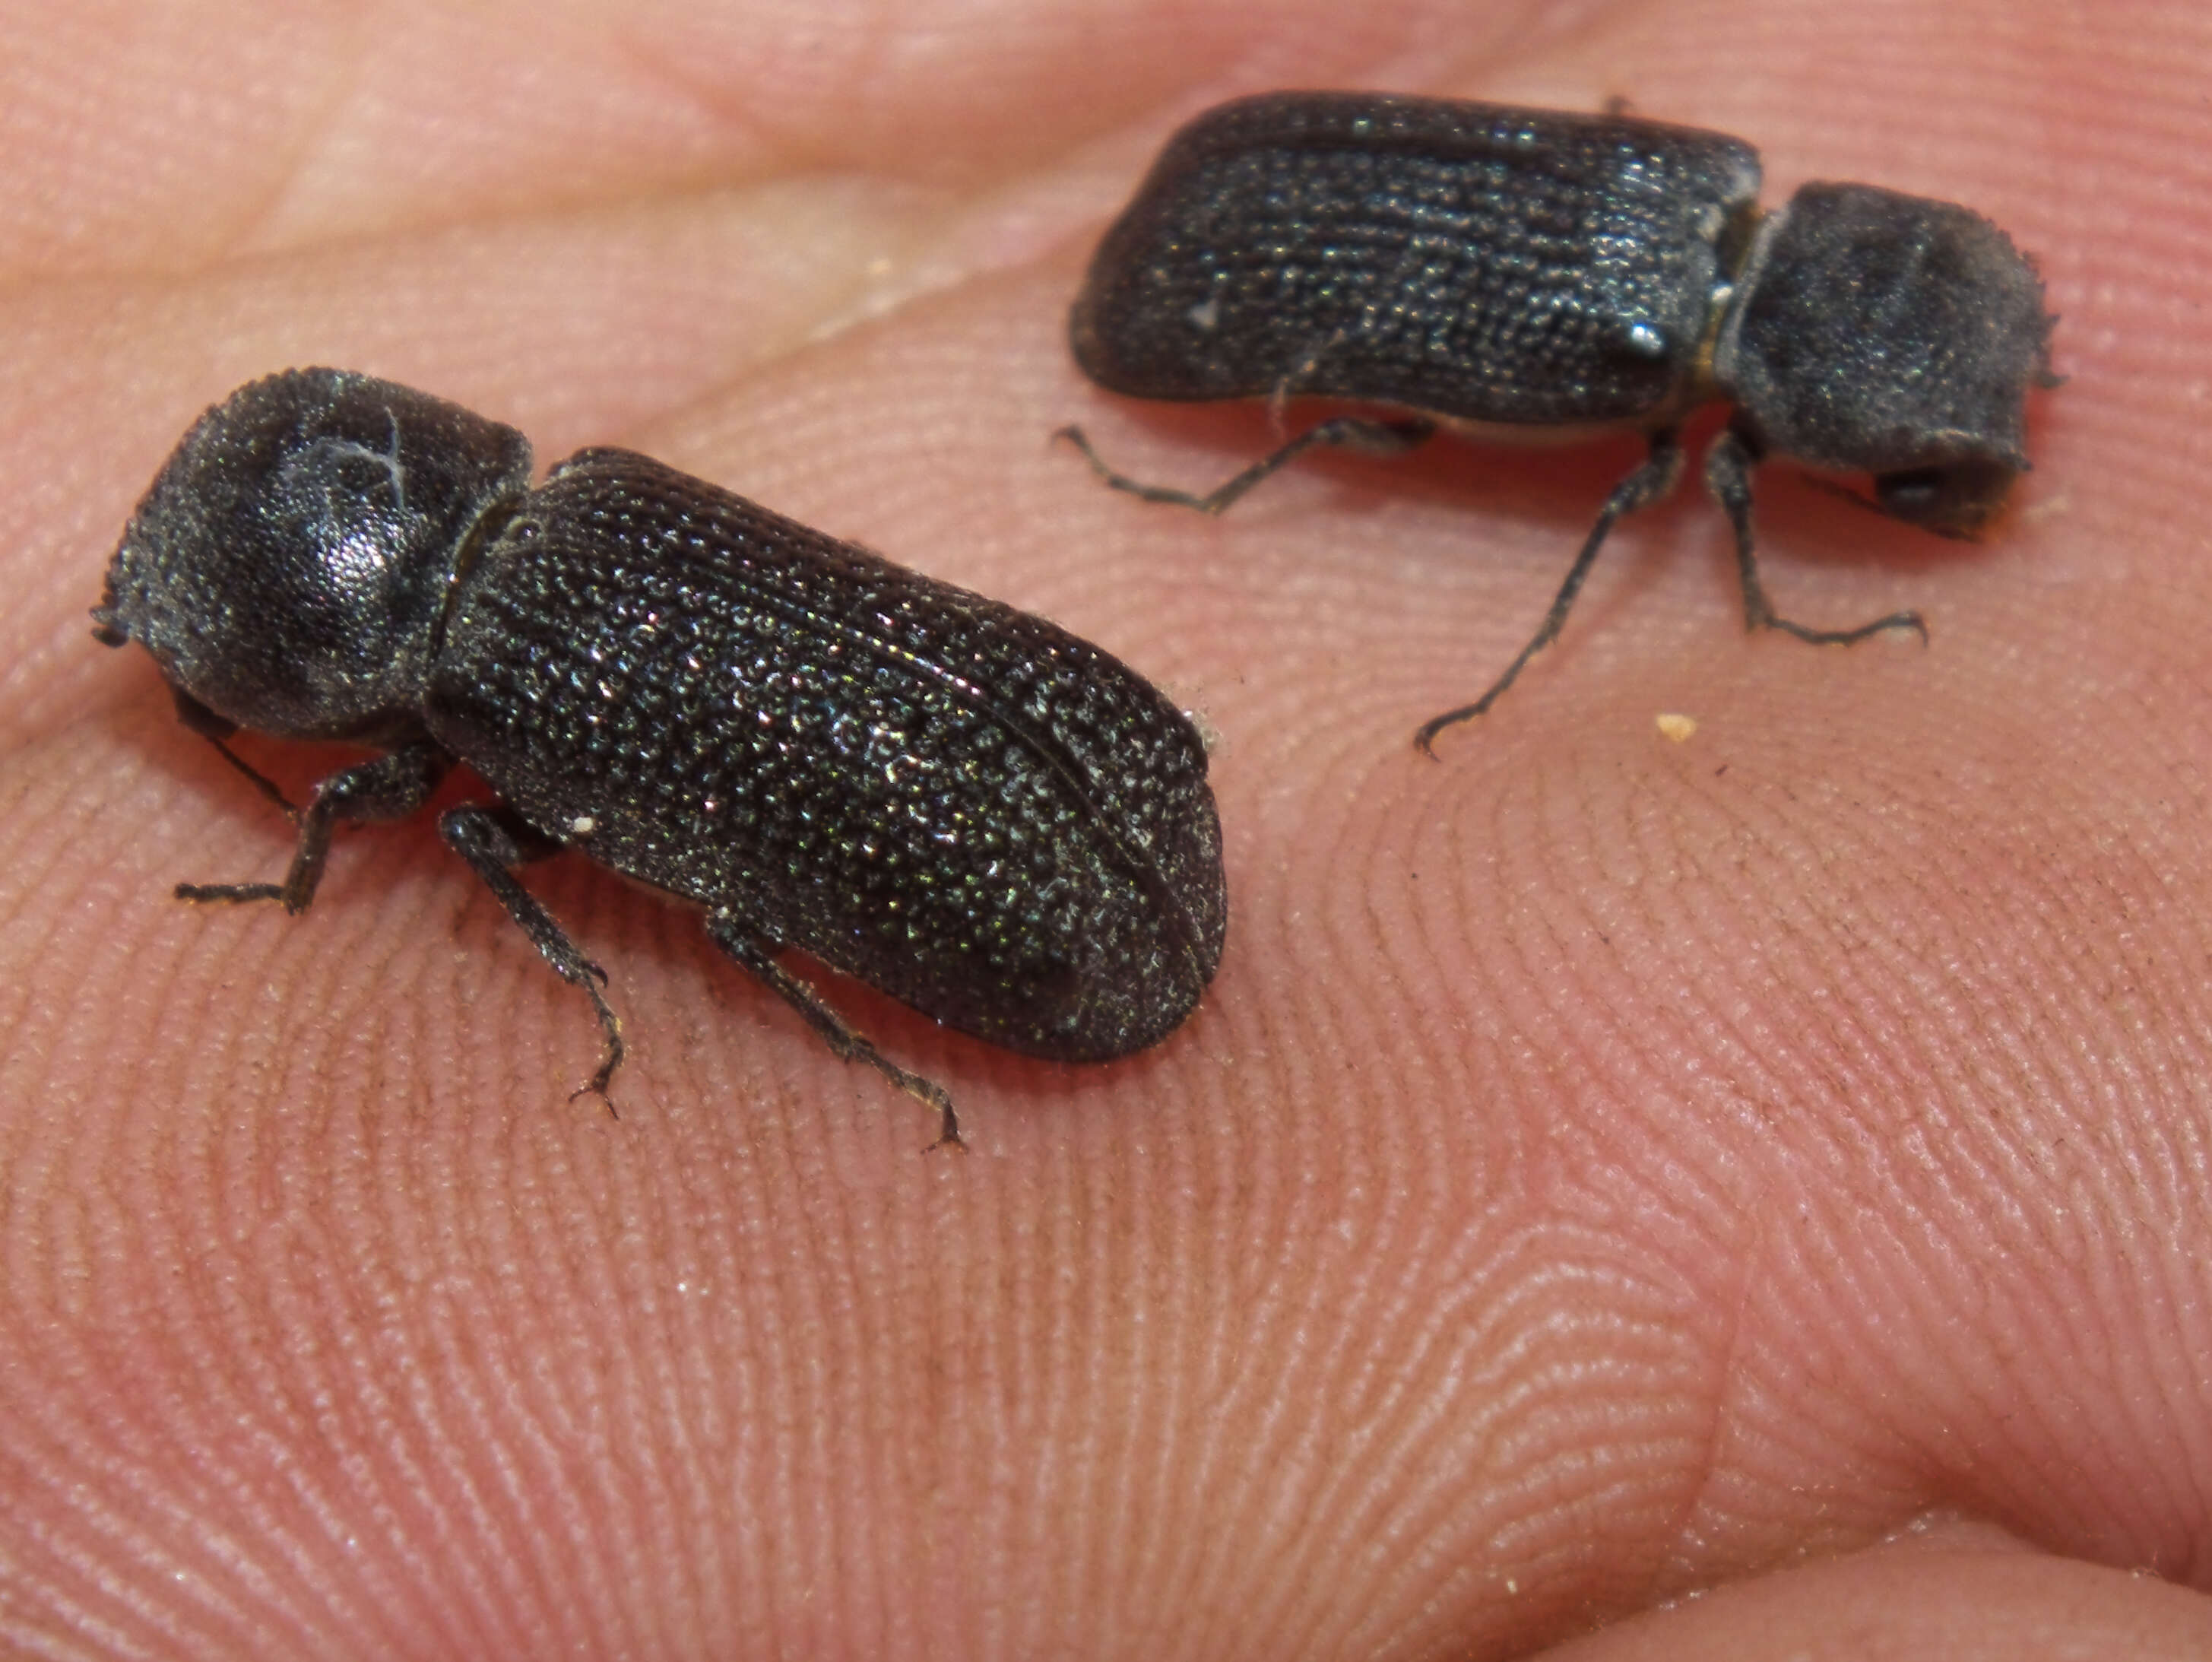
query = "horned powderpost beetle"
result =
(1061, 91, 2058, 750)
(93, 369, 1228, 1147)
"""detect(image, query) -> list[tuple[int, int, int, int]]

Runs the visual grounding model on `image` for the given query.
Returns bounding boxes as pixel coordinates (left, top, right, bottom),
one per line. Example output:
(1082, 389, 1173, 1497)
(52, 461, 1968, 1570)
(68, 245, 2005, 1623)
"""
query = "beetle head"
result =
(94, 369, 533, 741)
(1868, 455, 2023, 536)
(1714, 182, 2054, 532)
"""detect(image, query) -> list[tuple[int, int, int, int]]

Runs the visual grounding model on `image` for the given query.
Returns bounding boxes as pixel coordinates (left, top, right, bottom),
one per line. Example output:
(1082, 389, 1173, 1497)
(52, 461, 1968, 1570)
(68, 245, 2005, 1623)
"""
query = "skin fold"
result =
(2, 1, 2208, 1657)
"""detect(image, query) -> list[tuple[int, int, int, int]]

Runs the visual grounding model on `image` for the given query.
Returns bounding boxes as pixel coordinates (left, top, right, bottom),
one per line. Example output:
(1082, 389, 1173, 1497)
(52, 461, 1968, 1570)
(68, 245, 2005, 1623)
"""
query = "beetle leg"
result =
(1057, 414, 1435, 515)
(704, 912, 963, 1153)
(439, 802, 625, 1111)
(176, 741, 451, 913)
(1704, 424, 1929, 647)
(1415, 430, 1687, 753)
(171, 689, 299, 819)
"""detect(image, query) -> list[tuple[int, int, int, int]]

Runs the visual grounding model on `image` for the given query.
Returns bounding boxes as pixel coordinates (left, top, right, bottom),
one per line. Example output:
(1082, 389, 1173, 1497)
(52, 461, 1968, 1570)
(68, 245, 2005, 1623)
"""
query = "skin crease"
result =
(2, 0, 2210, 1657)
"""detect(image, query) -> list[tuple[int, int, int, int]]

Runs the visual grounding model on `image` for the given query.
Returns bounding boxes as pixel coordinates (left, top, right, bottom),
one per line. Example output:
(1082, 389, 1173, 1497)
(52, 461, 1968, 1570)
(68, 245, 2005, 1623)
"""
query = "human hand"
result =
(5, 1, 2208, 1657)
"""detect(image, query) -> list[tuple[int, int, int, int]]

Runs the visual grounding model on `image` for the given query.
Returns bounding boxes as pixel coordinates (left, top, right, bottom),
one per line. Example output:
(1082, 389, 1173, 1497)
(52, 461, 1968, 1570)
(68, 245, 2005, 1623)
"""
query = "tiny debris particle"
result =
(1656, 712, 1698, 744)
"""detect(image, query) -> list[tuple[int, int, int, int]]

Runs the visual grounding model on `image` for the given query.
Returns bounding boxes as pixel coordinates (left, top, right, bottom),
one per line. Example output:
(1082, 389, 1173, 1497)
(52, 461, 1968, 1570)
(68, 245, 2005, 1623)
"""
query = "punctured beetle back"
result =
(1070, 92, 1762, 428)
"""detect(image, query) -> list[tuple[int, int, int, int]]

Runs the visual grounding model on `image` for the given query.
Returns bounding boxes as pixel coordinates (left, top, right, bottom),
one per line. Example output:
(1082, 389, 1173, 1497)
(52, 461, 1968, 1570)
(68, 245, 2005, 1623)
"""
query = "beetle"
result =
(1061, 90, 2058, 750)
(93, 368, 1228, 1147)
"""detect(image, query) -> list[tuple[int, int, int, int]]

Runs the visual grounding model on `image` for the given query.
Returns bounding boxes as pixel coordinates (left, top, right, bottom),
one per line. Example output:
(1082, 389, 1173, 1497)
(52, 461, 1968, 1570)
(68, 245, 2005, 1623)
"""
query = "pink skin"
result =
(3, 2, 2208, 1657)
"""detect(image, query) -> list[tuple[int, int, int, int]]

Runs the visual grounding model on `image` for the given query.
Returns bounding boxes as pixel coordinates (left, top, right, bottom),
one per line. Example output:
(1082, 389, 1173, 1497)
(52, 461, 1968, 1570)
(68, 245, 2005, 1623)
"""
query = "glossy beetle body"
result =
(96, 369, 1228, 1144)
(1064, 91, 2056, 747)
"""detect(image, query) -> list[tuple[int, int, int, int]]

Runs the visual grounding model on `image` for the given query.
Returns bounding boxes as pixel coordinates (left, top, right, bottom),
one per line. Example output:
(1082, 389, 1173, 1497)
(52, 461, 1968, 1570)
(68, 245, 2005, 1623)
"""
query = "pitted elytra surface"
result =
(430, 448, 1222, 1062)
(1072, 94, 1762, 426)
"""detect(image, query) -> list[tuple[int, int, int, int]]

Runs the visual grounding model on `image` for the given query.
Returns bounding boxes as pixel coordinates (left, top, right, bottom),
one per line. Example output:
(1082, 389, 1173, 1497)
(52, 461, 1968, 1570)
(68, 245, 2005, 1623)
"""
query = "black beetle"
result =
(93, 369, 1228, 1147)
(1061, 91, 2058, 750)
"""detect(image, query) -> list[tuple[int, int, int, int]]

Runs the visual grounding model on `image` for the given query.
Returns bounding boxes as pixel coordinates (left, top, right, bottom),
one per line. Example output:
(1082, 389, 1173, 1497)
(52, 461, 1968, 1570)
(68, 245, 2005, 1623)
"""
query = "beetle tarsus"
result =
(1058, 416, 1433, 516)
(706, 912, 965, 1152)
